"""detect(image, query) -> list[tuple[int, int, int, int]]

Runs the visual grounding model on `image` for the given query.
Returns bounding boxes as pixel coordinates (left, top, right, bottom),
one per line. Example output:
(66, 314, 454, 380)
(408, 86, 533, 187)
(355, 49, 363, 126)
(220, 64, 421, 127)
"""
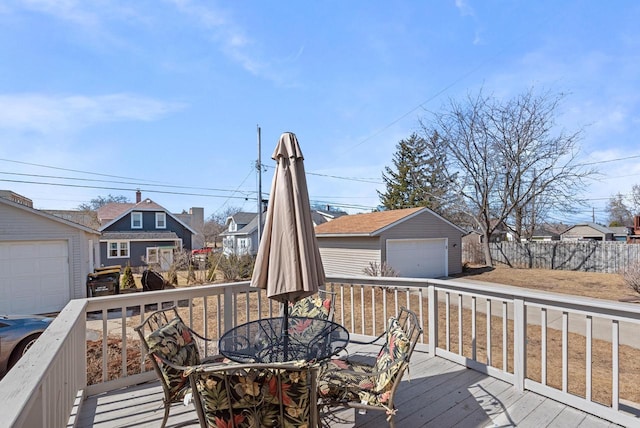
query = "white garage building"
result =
(0, 195, 100, 315)
(315, 207, 464, 278)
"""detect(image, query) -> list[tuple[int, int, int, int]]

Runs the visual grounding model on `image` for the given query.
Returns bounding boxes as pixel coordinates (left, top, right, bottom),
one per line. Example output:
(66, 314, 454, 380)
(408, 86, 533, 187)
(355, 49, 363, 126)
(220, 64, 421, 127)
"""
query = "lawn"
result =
(452, 265, 638, 302)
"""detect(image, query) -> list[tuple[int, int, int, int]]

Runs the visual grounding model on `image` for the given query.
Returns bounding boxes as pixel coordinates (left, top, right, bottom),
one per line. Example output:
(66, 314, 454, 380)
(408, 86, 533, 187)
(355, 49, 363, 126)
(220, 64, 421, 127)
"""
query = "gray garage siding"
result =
(377, 211, 463, 275)
(317, 237, 381, 276)
(0, 203, 98, 301)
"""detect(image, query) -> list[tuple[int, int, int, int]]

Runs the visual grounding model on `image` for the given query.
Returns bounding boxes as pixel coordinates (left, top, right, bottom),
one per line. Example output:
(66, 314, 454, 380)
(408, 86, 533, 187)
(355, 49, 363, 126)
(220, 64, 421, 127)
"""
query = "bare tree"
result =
(606, 193, 633, 226)
(78, 194, 130, 210)
(203, 206, 242, 248)
(422, 88, 595, 266)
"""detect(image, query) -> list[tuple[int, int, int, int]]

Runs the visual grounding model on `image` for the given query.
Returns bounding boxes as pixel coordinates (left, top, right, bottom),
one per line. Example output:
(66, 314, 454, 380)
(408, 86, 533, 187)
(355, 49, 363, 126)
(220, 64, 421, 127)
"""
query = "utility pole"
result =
(257, 125, 262, 248)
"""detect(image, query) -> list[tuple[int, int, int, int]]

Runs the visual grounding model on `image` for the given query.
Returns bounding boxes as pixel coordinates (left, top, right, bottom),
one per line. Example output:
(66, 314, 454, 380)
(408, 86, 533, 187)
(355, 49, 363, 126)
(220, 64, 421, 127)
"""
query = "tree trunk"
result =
(482, 235, 494, 267)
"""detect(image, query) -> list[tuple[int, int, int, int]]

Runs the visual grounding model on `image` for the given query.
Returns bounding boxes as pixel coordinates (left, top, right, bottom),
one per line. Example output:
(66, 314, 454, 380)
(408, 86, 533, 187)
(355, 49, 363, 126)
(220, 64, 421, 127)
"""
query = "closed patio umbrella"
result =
(251, 132, 325, 358)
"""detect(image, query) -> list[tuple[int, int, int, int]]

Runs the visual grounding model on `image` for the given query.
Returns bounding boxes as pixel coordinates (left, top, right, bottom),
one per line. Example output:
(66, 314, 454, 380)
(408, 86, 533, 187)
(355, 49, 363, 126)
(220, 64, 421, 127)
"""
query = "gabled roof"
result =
(97, 202, 136, 224)
(224, 212, 257, 227)
(315, 207, 464, 237)
(98, 198, 196, 234)
(562, 222, 613, 235)
(44, 210, 101, 230)
(0, 197, 100, 235)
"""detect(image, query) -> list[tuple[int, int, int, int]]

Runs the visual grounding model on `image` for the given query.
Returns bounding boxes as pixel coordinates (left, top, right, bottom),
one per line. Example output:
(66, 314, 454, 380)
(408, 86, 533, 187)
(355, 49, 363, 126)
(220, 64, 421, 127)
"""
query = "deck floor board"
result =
(77, 344, 621, 428)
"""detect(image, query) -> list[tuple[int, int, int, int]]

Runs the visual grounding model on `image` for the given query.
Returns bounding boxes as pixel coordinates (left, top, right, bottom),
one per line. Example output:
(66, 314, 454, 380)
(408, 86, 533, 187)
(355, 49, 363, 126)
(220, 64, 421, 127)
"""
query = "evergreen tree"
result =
(378, 132, 454, 214)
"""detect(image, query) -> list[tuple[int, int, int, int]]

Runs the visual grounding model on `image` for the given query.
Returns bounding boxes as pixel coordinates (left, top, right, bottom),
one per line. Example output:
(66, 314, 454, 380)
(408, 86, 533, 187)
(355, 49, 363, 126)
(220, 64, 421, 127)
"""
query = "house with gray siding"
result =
(221, 209, 347, 257)
(314, 207, 465, 278)
(0, 193, 100, 314)
(560, 223, 614, 241)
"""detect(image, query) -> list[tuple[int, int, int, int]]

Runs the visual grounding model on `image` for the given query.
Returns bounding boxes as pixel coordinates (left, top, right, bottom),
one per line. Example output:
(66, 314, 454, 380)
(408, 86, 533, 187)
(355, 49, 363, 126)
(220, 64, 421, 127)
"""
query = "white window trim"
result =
(131, 212, 143, 229)
(107, 241, 130, 258)
(155, 212, 166, 229)
(146, 247, 159, 264)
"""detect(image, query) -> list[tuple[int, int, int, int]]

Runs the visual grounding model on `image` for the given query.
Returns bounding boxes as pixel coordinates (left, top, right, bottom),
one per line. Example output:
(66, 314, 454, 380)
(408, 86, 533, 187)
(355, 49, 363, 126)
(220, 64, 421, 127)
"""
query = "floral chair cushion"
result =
(146, 317, 201, 400)
(191, 364, 313, 428)
(373, 317, 410, 392)
(317, 316, 410, 406)
(288, 295, 332, 320)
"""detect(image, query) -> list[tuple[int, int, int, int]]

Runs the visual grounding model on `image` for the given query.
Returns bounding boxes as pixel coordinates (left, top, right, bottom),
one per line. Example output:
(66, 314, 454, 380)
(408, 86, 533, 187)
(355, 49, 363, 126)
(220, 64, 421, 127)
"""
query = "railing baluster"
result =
(371, 288, 377, 337)
(121, 305, 127, 377)
(458, 294, 463, 355)
(471, 296, 476, 361)
(486, 299, 492, 366)
(445, 292, 451, 352)
(502, 301, 508, 373)
(360, 286, 365, 335)
(586, 315, 592, 401)
(562, 311, 568, 392)
(612, 320, 619, 411)
(541, 308, 547, 385)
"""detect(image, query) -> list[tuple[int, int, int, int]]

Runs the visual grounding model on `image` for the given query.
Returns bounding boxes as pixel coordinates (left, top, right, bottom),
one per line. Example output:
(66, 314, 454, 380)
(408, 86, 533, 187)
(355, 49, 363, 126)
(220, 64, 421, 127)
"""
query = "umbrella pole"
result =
(283, 301, 289, 361)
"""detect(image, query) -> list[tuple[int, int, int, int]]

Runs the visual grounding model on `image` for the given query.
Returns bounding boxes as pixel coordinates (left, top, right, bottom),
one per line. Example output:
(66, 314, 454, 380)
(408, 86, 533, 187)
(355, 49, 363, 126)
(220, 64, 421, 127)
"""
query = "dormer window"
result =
(156, 212, 166, 229)
(229, 220, 237, 232)
(131, 212, 142, 229)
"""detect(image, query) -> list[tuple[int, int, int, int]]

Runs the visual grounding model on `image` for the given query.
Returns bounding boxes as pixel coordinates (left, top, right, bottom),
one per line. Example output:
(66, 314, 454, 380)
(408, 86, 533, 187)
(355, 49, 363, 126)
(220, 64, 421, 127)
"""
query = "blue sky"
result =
(1, 1, 639, 225)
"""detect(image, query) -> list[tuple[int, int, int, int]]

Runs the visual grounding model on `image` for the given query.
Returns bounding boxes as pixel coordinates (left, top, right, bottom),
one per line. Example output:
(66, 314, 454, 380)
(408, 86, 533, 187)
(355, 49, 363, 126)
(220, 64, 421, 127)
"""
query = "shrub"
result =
(217, 254, 256, 281)
(362, 261, 398, 277)
(621, 261, 640, 295)
(121, 264, 136, 289)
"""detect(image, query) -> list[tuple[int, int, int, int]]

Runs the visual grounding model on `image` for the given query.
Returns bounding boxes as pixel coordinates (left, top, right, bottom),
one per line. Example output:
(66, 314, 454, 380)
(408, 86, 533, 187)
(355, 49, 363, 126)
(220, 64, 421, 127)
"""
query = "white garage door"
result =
(386, 238, 447, 278)
(0, 241, 70, 314)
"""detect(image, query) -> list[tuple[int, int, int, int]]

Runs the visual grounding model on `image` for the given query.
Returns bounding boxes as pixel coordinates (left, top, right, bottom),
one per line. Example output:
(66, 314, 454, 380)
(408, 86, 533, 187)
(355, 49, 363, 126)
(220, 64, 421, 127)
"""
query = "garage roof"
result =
(315, 207, 425, 236)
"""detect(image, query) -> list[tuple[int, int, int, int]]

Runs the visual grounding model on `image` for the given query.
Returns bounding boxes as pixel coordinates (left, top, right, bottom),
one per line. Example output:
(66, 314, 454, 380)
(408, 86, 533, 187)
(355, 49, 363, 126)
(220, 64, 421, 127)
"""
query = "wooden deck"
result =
(76, 344, 622, 428)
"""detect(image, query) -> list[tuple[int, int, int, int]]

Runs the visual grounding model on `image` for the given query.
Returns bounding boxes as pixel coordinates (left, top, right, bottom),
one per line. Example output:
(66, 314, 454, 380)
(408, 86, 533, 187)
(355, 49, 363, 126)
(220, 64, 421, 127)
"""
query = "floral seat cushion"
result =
(288, 295, 331, 319)
(318, 316, 410, 406)
(191, 364, 313, 427)
(146, 317, 201, 400)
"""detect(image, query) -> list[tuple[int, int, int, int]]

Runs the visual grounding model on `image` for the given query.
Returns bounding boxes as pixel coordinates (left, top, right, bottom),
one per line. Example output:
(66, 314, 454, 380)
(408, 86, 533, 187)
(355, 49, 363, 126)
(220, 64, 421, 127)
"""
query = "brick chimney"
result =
(136, 190, 141, 203)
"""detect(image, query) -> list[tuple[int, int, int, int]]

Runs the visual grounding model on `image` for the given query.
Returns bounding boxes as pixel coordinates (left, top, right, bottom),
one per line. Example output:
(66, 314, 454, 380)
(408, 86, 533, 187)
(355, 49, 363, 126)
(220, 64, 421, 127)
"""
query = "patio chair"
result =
(288, 289, 336, 321)
(134, 305, 223, 428)
(188, 361, 319, 428)
(316, 307, 422, 428)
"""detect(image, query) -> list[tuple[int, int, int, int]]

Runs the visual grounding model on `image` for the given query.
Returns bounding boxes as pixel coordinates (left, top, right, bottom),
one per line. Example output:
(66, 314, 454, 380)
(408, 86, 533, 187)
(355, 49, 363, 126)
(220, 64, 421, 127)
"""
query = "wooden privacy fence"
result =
(463, 241, 640, 273)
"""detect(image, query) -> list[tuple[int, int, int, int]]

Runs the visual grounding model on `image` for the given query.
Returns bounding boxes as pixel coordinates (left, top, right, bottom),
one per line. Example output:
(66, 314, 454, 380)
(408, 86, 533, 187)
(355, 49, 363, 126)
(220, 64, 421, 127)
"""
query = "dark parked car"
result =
(0, 314, 53, 379)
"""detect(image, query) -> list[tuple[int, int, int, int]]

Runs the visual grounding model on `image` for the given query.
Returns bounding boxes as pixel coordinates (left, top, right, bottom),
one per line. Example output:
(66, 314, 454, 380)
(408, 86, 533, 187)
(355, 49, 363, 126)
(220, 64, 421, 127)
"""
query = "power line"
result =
(0, 171, 253, 196)
(0, 157, 170, 184)
(0, 178, 254, 200)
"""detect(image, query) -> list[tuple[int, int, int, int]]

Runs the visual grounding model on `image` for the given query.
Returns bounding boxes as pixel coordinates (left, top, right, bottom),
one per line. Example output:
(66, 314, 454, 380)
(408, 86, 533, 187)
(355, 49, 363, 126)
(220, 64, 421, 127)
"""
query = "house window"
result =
(146, 247, 159, 264)
(108, 241, 130, 258)
(155, 212, 166, 229)
(229, 221, 237, 232)
(131, 212, 142, 229)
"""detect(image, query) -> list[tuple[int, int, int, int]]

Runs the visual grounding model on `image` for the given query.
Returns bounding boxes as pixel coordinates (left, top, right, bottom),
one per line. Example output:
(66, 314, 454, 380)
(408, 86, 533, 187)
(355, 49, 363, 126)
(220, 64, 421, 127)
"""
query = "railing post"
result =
(223, 286, 234, 332)
(513, 297, 526, 392)
(428, 285, 437, 355)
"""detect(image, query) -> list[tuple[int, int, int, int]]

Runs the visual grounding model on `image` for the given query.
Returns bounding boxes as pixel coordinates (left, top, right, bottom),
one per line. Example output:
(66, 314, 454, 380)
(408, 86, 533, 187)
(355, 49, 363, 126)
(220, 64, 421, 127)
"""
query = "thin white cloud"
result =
(0, 93, 186, 134)
(16, 0, 100, 26)
(455, 0, 474, 17)
(166, 0, 296, 85)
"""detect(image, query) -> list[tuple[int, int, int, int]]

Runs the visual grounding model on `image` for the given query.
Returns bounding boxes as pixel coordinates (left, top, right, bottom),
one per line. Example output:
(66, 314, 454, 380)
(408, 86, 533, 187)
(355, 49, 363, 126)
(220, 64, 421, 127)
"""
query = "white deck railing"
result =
(0, 275, 638, 427)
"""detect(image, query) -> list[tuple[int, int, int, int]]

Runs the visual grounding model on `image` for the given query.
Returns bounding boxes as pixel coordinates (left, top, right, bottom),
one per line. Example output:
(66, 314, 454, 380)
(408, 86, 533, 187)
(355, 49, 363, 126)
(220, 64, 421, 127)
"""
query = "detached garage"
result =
(0, 195, 100, 314)
(315, 207, 464, 278)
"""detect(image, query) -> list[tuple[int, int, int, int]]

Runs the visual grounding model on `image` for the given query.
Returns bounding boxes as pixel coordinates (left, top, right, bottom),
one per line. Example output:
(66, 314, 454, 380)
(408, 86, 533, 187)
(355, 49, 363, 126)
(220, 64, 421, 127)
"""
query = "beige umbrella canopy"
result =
(251, 132, 325, 306)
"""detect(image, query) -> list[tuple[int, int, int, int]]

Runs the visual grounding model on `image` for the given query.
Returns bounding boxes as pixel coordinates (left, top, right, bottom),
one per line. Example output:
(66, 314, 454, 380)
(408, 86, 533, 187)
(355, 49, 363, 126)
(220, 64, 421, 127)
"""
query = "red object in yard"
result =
(191, 248, 213, 255)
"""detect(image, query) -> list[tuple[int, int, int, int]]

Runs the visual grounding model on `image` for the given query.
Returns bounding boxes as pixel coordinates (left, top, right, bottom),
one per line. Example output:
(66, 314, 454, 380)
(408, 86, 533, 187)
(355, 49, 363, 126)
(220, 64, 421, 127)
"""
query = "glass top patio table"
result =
(218, 316, 350, 363)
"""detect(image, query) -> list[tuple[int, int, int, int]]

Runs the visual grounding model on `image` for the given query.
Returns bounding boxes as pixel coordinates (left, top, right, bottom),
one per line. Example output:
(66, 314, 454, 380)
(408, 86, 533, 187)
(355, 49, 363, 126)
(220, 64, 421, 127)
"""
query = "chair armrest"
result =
(348, 331, 386, 346)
